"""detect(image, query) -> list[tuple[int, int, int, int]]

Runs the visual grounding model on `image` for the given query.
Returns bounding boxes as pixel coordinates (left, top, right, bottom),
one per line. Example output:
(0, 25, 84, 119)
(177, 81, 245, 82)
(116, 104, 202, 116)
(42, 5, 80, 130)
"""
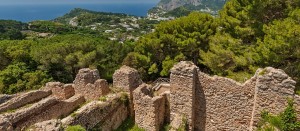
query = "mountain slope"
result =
(149, 0, 227, 17)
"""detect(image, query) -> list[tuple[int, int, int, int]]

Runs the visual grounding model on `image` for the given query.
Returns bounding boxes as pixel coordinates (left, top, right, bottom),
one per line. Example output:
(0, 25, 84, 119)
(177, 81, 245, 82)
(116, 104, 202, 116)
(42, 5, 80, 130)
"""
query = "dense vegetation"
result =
(1, 0, 300, 95)
(0, 35, 133, 94)
(149, 0, 228, 17)
(54, 8, 129, 26)
(258, 99, 300, 130)
(124, 0, 300, 91)
(0, 20, 27, 40)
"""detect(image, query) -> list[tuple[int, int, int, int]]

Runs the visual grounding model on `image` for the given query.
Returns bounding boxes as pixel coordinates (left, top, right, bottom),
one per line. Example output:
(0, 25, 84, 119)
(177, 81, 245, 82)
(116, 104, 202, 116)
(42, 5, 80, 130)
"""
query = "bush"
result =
(258, 99, 300, 131)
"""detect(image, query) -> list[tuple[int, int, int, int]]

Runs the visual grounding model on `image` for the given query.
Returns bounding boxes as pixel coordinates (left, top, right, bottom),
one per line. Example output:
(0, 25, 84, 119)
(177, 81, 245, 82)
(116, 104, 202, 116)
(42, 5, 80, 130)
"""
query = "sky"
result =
(0, 0, 160, 5)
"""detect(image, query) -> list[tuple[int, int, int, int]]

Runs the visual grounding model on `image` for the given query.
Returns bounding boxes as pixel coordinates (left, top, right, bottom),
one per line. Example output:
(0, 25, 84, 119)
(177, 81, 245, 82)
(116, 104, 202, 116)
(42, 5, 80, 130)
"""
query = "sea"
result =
(0, 3, 157, 22)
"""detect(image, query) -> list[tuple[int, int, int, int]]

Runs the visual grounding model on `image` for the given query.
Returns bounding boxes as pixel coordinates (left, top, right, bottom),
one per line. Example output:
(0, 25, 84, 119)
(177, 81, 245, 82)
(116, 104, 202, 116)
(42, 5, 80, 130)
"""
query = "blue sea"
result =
(0, 3, 156, 22)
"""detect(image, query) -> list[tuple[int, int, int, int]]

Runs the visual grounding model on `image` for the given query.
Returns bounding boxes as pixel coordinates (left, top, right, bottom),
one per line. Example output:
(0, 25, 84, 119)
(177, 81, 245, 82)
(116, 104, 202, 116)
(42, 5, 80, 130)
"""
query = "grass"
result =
(259, 69, 268, 76)
(70, 112, 77, 118)
(114, 117, 145, 131)
(120, 92, 129, 106)
(99, 96, 107, 102)
(161, 124, 171, 131)
(65, 125, 86, 131)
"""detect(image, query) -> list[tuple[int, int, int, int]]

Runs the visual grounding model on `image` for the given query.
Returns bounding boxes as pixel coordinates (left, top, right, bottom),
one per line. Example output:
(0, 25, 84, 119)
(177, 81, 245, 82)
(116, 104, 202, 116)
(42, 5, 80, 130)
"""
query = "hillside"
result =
(148, 0, 227, 17)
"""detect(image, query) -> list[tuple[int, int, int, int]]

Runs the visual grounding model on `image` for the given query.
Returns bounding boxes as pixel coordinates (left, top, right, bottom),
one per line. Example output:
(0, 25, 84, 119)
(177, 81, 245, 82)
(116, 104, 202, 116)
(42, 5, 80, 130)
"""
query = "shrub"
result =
(258, 99, 300, 131)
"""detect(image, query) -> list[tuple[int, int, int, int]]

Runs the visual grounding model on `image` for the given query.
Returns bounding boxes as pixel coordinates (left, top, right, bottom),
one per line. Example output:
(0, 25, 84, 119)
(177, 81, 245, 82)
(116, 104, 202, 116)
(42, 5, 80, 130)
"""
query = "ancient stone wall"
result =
(133, 84, 166, 131)
(0, 94, 15, 105)
(73, 68, 110, 100)
(29, 119, 62, 131)
(195, 71, 257, 130)
(14, 95, 85, 130)
(113, 65, 143, 117)
(0, 97, 58, 130)
(0, 90, 52, 113)
(170, 61, 299, 131)
(294, 95, 300, 120)
(169, 61, 197, 130)
(250, 67, 297, 130)
(61, 93, 128, 130)
(113, 65, 142, 92)
(44, 82, 75, 100)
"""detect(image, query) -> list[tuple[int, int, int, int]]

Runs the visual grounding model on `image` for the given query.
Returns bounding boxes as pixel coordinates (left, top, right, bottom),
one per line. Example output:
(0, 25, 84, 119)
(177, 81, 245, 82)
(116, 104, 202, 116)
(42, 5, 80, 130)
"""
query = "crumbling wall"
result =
(73, 68, 110, 100)
(113, 65, 142, 92)
(14, 95, 85, 130)
(61, 93, 128, 130)
(113, 65, 143, 117)
(44, 82, 75, 100)
(294, 95, 300, 120)
(28, 119, 62, 131)
(133, 84, 166, 131)
(0, 90, 52, 113)
(250, 67, 297, 130)
(0, 94, 15, 105)
(170, 61, 298, 131)
(196, 71, 257, 131)
(169, 61, 197, 130)
(0, 97, 58, 130)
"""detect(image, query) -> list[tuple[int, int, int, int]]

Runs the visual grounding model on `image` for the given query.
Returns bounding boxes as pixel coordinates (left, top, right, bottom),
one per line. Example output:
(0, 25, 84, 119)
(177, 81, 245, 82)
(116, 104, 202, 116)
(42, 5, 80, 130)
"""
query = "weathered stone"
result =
(294, 95, 300, 120)
(0, 116, 13, 131)
(0, 94, 15, 105)
(62, 93, 128, 130)
(0, 90, 52, 113)
(29, 119, 62, 131)
(14, 95, 85, 130)
(73, 68, 110, 100)
(170, 61, 198, 131)
(73, 68, 100, 87)
(113, 65, 142, 92)
(195, 70, 257, 131)
(133, 84, 167, 131)
(45, 82, 75, 100)
(250, 67, 296, 130)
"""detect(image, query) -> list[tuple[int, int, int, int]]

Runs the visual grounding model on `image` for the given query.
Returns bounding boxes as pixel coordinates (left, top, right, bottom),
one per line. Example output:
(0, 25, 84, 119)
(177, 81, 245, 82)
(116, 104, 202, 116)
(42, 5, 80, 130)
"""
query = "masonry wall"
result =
(61, 93, 128, 130)
(133, 84, 166, 131)
(0, 94, 15, 105)
(45, 82, 75, 100)
(0, 90, 52, 113)
(250, 68, 297, 130)
(170, 61, 197, 130)
(14, 95, 85, 130)
(1, 97, 58, 129)
(294, 95, 300, 120)
(195, 71, 257, 131)
(73, 68, 110, 100)
(113, 65, 143, 117)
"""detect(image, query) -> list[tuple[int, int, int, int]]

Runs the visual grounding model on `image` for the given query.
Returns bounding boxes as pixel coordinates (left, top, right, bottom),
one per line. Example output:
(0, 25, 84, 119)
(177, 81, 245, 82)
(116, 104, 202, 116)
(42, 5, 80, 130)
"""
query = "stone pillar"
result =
(133, 84, 166, 131)
(250, 67, 296, 129)
(45, 82, 75, 100)
(170, 61, 198, 131)
(113, 65, 142, 92)
(73, 68, 110, 100)
(113, 65, 143, 117)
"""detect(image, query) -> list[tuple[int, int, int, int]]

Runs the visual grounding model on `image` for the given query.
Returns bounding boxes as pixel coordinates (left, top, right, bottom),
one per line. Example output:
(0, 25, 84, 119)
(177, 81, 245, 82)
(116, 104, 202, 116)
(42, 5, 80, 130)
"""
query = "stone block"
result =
(113, 65, 142, 92)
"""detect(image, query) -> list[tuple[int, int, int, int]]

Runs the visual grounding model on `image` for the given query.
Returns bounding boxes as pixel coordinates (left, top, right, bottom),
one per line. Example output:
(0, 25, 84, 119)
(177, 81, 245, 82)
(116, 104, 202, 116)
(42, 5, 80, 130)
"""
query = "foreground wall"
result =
(169, 61, 299, 131)
(61, 93, 128, 130)
(196, 71, 257, 130)
(133, 84, 167, 131)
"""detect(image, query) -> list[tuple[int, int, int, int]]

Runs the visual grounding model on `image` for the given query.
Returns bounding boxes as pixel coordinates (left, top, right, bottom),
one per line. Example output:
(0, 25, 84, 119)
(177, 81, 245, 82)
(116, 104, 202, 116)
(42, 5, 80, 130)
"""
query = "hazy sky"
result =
(0, 0, 160, 5)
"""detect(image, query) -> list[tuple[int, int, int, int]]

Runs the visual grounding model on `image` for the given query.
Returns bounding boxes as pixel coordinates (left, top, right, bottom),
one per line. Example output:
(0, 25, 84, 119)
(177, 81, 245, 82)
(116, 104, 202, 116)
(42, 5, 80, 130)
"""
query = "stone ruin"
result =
(0, 61, 299, 131)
